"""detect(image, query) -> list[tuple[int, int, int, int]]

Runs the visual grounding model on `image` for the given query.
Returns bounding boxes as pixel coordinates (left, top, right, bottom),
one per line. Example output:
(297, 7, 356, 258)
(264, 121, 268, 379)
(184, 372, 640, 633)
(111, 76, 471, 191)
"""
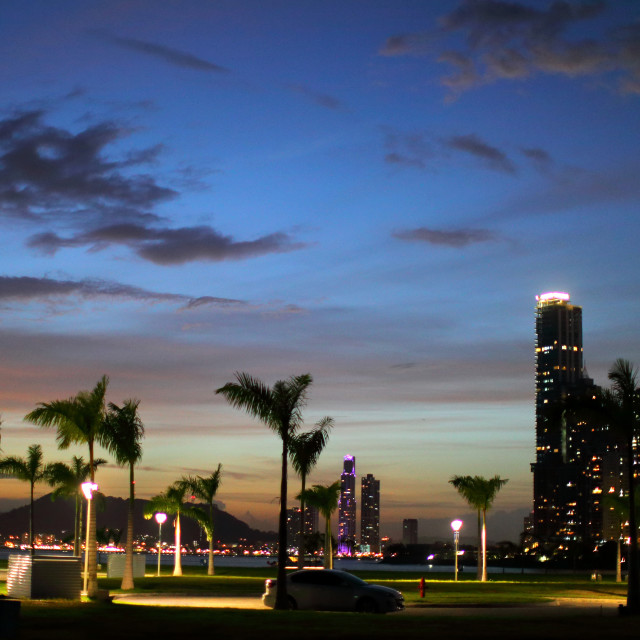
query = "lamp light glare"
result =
(81, 482, 98, 500)
(451, 519, 463, 532)
(155, 512, 167, 525)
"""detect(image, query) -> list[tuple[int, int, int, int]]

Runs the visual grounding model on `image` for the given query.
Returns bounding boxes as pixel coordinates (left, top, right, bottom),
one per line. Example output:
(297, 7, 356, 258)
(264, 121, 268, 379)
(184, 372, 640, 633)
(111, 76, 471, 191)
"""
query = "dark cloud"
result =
(28, 223, 308, 266)
(99, 33, 230, 74)
(0, 109, 175, 224)
(521, 147, 551, 164)
(393, 226, 497, 247)
(287, 84, 345, 110)
(0, 275, 244, 309)
(381, 0, 640, 97)
(445, 134, 516, 173)
(383, 130, 433, 169)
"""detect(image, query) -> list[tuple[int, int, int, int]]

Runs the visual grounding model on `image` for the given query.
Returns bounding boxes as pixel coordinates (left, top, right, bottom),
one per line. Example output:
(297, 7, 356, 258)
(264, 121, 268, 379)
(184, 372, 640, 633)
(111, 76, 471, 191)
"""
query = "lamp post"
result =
(81, 482, 98, 594)
(155, 513, 167, 577)
(451, 519, 463, 582)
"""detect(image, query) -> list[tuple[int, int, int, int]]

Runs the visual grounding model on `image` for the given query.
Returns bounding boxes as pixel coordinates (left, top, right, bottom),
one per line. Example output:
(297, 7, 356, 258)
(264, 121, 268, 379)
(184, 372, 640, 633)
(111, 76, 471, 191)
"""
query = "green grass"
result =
(15, 600, 640, 640)
(95, 566, 628, 605)
(2, 564, 634, 639)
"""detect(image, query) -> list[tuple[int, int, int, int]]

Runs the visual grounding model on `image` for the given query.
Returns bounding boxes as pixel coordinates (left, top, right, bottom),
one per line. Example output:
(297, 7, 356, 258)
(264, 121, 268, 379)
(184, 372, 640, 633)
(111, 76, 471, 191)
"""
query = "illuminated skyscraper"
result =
(360, 474, 380, 553)
(338, 455, 356, 555)
(531, 292, 585, 540)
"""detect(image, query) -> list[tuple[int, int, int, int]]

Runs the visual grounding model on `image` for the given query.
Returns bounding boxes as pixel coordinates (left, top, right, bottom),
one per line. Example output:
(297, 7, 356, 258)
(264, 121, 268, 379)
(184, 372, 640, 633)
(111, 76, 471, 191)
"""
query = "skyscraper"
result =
(402, 519, 418, 545)
(360, 474, 380, 553)
(532, 292, 585, 541)
(338, 455, 357, 555)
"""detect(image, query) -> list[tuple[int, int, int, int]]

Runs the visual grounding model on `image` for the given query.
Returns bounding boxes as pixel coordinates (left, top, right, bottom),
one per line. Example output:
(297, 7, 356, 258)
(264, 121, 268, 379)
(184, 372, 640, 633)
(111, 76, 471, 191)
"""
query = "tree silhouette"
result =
(0, 444, 51, 555)
(289, 417, 333, 568)
(102, 398, 145, 590)
(25, 375, 109, 596)
(449, 474, 508, 581)
(180, 464, 223, 575)
(45, 456, 106, 556)
(298, 481, 341, 569)
(216, 372, 314, 609)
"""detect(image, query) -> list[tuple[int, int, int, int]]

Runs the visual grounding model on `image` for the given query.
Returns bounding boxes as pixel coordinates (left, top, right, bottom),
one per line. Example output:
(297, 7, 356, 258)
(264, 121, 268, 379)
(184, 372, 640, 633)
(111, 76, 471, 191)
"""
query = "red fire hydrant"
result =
(419, 576, 426, 598)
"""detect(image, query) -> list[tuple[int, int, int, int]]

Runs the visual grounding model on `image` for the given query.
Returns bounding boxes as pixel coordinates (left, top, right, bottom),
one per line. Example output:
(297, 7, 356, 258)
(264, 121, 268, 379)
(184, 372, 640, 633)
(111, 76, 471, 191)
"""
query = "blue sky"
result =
(1, 0, 639, 542)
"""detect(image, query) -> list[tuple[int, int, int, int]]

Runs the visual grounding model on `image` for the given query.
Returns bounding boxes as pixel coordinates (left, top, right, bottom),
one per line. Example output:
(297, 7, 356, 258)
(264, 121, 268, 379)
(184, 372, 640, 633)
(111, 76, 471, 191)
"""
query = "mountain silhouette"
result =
(0, 493, 276, 545)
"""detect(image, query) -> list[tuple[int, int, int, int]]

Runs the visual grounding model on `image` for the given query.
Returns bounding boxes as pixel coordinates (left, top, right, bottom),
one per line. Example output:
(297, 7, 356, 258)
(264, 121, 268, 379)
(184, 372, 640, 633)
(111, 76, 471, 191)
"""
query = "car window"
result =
(290, 571, 344, 586)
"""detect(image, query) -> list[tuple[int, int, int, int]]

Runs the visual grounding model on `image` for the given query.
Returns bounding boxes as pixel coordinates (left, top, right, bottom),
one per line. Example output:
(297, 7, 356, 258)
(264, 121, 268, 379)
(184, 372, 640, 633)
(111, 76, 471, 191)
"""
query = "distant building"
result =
(360, 474, 380, 553)
(402, 519, 418, 545)
(286, 506, 318, 551)
(338, 455, 357, 555)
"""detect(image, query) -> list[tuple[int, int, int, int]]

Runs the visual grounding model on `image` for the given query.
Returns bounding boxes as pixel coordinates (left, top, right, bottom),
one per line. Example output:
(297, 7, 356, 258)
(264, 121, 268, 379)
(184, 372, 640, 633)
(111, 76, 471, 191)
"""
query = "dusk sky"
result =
(1, 0, 639, 543)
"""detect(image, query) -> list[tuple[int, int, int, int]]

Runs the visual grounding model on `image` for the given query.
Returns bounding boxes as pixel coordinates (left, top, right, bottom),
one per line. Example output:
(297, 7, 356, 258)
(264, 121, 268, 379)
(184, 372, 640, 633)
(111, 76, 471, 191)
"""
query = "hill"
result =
(0, 493, 276, 545)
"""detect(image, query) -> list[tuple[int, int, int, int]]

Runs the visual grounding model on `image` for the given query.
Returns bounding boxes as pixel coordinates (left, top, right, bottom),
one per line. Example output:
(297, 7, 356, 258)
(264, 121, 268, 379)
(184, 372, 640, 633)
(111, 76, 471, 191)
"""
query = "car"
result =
(262, 569, 404, 613)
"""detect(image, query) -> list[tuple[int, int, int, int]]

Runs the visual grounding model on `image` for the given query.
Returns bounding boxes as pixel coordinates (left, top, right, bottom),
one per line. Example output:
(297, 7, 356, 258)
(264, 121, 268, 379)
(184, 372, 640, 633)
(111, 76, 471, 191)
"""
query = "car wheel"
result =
(356, 597, 379, 614)
(287, 596, 297, 610)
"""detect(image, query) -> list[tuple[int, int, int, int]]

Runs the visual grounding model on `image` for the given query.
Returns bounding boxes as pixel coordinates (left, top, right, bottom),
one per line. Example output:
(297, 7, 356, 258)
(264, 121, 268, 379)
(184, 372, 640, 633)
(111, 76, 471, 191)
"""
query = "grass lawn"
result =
(2, 564, 635, 639)
(15, 600, 640, 640)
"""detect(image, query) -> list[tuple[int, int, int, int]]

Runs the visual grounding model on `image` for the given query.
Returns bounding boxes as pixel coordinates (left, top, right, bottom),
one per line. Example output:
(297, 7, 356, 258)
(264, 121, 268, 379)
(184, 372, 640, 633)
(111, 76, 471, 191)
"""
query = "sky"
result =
(0, 0, 639, 544)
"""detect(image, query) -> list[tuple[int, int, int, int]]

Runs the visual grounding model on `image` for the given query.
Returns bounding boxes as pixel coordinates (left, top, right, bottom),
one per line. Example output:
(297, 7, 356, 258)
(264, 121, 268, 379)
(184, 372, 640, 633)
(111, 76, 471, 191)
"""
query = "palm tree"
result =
(24, 374, 109, 596)
(603, 359, 640, 611)
(180, 464, 223, 575)
(0, 444, 51, 555)
(297, 481, 340, 569)
(216, 372, 314, 609)
(289, 418, 333, 568)
(144, 482, 199, 576)
(102, 399, 145, 590)
(449, 475, 508, 582)
(45, 456, 106, 556)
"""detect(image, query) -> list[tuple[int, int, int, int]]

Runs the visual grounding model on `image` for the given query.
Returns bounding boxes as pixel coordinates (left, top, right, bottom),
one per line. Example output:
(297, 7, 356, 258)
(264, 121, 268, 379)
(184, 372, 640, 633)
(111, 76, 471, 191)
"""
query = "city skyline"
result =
(1, 1, 639, 542)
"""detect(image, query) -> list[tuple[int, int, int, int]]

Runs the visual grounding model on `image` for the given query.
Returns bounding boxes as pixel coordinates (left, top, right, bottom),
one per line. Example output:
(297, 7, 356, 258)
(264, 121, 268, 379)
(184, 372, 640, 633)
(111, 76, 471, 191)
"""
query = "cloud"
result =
(383, 129, 433, 169)
(0, 109, 175, 224)
(28, 223, 308, 266)
(393, 226, 497, 247)
(521, 147, 551, 164)
(380, 0, 640, 98)
(445, 134, 516, 173)
(0, 275, 244, 309)
(383, 128, 515, 173)
(98, 33, 230, 74)
(287, 84, 345, 110)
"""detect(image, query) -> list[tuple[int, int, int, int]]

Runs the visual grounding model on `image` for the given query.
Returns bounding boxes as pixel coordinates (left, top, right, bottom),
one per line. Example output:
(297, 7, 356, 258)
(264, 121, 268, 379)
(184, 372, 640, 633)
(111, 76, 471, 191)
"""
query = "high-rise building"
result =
(286, 506, 319, 551)
(530, 291, 623, 546)
(338, 455, 357, 555)
(402, 519, 418, 545)
(360, 474, 380, 553)
(531, 292, 585, 541)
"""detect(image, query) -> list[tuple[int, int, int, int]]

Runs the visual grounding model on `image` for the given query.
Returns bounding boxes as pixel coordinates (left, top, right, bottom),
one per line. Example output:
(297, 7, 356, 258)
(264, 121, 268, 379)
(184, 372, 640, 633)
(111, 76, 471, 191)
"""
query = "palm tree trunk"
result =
(617, 534, 622, 583)
(74, 492, 82, 557)
(87, 440, 98, 597)
(626, 434, 639, 611)
(325, 516, 332, 569)
(29, 482, 34, 557)
(208, 503, 215, 575)
(481, 508, 487, 582)
(274, 433, 289, 609)
(298, 474, 306, 569)
(121, 463, 135, 590)
(173, 513, 182, 576)
(476, 509, 482, 580)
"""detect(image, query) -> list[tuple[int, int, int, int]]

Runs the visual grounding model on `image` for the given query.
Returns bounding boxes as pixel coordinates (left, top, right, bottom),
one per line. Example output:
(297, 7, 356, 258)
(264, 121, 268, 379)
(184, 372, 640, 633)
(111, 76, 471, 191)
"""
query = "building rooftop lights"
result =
(536, 292, 570, 302)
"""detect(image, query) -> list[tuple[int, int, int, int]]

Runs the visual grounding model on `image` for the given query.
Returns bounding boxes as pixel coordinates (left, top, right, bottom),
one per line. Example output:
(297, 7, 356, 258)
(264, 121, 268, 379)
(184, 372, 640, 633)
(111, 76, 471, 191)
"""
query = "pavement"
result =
(112, 594, 623, 617)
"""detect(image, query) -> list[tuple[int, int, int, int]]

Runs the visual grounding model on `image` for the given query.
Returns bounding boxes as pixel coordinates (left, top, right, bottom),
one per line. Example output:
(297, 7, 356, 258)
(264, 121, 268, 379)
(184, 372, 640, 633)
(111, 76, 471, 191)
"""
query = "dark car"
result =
(262, 569, 404, 613)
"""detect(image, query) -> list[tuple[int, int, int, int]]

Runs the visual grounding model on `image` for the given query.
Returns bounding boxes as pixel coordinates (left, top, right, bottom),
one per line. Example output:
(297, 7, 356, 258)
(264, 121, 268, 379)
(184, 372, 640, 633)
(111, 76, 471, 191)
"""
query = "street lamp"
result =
(155, 513, 167, 577)
(81, 482, 98, 594)
(451, 519, 463, 582)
